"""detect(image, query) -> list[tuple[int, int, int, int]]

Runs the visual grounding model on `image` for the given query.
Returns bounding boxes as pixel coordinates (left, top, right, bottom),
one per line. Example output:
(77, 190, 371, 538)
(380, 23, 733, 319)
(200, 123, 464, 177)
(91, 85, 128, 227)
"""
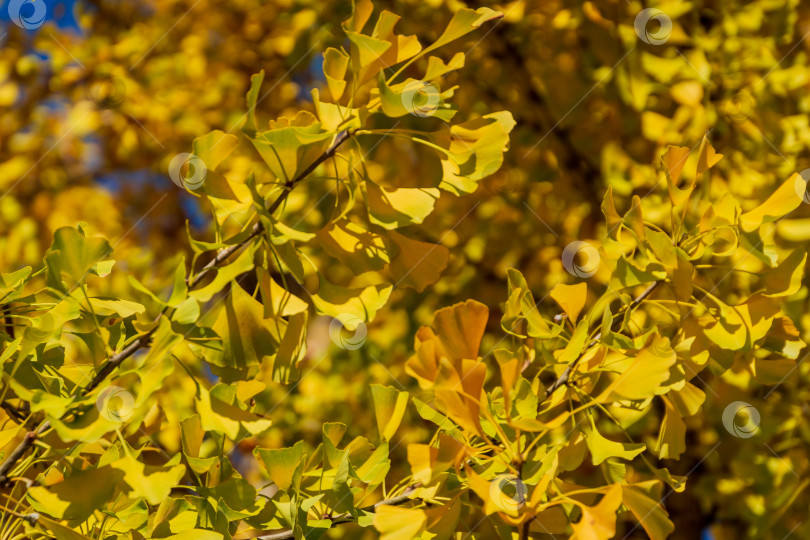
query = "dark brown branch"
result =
(0, 402, 27, 424)
(257, 483, 422, 540)
(0, 130, 353, 486)
(543, 280, 661, 398)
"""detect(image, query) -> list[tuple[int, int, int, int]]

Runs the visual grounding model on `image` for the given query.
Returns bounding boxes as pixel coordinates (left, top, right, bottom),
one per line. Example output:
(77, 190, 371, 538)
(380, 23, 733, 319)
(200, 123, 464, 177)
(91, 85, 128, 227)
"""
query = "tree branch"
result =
(189, 129, 352, 288)
(543, 280, 661, 398)
(0, 129, 353, 486)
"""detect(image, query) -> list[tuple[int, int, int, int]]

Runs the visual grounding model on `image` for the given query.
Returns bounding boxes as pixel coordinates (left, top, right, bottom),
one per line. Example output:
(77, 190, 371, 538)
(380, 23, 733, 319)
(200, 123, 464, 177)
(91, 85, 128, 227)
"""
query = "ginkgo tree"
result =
(0, 3, 515, 539)
(382, 139, 807, 539)
(0, 1, 808, 540)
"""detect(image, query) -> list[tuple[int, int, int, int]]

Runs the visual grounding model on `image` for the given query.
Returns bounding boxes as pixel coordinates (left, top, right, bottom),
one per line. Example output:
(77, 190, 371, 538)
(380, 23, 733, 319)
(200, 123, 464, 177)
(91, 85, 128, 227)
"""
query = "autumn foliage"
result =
(1, 1, 810, 539)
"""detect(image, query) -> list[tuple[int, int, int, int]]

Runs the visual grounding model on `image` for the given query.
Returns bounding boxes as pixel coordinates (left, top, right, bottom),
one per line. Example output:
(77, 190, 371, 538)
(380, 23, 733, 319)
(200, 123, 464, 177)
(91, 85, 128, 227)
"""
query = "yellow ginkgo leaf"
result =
(739, 173, 803, 232)
(374, 505, 427, 540)
(571, 484, 623, 540)
(549, 282, 587, 324)
(695, 135, 723, 177)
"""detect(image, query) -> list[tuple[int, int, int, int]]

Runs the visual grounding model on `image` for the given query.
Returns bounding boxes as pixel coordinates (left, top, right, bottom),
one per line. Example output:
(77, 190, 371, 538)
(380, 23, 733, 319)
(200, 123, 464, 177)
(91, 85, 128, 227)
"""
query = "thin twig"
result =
(543, 280, 661, 398)
(0, 130, 353, 486)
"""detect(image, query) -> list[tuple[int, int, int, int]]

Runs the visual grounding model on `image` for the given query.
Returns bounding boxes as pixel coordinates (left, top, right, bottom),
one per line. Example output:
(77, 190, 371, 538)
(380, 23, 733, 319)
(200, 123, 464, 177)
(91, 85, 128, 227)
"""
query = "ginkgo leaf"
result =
(28, 466, 123, 521)
(311, 274, 392, 327)
(424, 52, 465, 80)
(655, 397, 687, 460)
(206, 284, 282, 375)
(190, 245, 255, 302)
(662, 145, 692, 206)
(323, 47, 350, 101)
(0, 266, 31, 301)
(584, 427, 645, 465)
(601, 186, 623, 238)
(701, 301, 748, 351)
(370, 384, 409, 442)
(193, 130, 238, 172)
(739, 173, 803, 232)
(695, 136, 723, 177)
(255, 441, 305, 493)
(366, 183, 439, 229)
(386, 231, 450, 292)
(244, 70, 264, 135)
(420, 7, 502, 57)
(416, 299, 489, 364)
(316, 219, 390, 274)
(604, 339, 677, 401)
(44, 226, 113, 292)
(110, 454, 186, 506)
(571, 484, 622, 540)
(256, 267, 309, 318)
(377, 76, 456, 121)
(196, 384, 273, 439)
(763, 250, 806, 297)
(347, 31, 391, 70)
(549, 282, 587, 324)
(621, 483, 675, 540)
(34, 516, 93, 540)
(249, 114, 333, 183)
(374, 505, 427, 540)
(437, 112, 515, 195)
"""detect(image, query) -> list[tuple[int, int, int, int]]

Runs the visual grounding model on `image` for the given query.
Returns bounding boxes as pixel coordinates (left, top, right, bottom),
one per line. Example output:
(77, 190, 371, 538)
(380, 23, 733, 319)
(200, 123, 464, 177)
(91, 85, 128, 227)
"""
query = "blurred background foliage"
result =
(2, 0, 810, 538)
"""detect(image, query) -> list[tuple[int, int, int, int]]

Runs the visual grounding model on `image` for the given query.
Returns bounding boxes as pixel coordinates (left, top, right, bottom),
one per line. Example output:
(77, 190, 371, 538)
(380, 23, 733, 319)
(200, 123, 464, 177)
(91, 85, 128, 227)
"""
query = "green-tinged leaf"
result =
(190, 244, 255, 302)
(196, 383, 273, 439)
(193, 130, 239, 172)
(585, 427, 645, 465)
(257, 267, 308, 318)
(44, 227, 113, 292)
(255, 441, 305, 492)
(206, 283, 281, 374)
(244, 70, 265, 136)
(249, 115, 333, 183)
(110, 454, 186, 506)
(311, 274, 392, 326)
(366, 183, 439, 229)
(28, 466, 123, 521)
(323, 47, 350, 101)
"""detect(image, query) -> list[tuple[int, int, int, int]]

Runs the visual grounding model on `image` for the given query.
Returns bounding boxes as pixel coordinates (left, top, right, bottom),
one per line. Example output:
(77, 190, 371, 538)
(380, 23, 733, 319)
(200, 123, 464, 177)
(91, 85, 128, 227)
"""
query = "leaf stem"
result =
(257, 483, 423, 540)
(0, 129, 354, 486)
(542, 280, 661, 399)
